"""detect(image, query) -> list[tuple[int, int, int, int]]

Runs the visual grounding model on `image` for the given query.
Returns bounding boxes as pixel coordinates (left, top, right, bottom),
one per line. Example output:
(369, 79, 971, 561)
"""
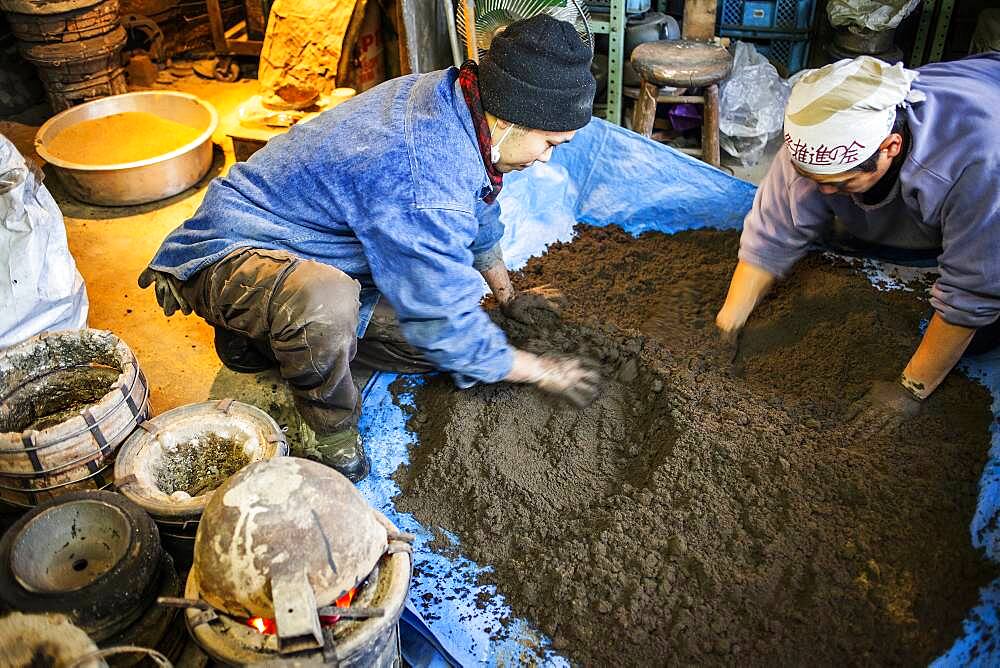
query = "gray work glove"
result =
(525, 354, 602, 408)
(501, 285, 566, 326)
(844, 379, 922, 441)
(137, 267, 192, 317)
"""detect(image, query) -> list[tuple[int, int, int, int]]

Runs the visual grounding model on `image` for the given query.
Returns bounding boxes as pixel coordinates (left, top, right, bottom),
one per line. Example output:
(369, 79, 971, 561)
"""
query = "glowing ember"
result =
(320, 587, 358, 625)
(245, 587, 357, 635)
(247, 616, 276, 634)
(337, 589, 356, 607)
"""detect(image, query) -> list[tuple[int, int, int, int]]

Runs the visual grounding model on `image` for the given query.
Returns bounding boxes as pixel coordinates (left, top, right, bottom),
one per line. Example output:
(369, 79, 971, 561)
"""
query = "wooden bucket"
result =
(0, 0, 105, 15)
(0, 329, 150, 508)
(4, 0, 120, 43)
(19, 25, 127, 111)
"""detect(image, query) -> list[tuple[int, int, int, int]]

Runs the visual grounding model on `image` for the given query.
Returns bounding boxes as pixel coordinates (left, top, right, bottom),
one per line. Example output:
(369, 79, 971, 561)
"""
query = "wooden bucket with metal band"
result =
(18, 25, 128, 111)
(0, 329, 150, 508)
(0, 0, 107, 15)
(115, 398, 288, 563)
(3, 0, 121, 44)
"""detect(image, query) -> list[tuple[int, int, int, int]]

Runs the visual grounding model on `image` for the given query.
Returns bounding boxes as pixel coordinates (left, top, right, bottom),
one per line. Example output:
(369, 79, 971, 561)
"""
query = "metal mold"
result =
(11, 499, 131, 593)
(0, 490, 162, 642)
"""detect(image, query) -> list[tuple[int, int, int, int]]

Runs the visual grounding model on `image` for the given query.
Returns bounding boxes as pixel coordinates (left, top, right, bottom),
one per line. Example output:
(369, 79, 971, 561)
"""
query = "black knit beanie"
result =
(478, 14, 596, 132)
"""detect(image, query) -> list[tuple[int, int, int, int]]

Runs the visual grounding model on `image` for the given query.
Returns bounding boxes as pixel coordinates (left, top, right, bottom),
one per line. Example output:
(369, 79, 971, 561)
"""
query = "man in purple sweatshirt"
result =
(714, 53, 1000, 436)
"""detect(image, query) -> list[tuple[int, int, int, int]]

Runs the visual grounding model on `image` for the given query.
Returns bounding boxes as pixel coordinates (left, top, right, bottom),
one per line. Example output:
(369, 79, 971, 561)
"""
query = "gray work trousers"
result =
(181, 248, 433, 434)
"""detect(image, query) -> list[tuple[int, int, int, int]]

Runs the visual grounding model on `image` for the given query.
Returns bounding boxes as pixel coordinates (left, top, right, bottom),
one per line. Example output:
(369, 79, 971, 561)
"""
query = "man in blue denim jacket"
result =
(138, 16, 599, 482)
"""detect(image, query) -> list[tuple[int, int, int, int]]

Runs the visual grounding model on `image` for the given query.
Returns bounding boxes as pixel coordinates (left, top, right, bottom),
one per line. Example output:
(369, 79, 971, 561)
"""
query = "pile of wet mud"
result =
(393, 226, 998, 666)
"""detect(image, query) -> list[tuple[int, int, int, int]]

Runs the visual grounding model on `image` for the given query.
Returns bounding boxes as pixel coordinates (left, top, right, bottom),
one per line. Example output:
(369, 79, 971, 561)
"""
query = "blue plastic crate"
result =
(717, 0, 815, 33)
(753, 37, 809, 74)
(721, 29, 811, 75)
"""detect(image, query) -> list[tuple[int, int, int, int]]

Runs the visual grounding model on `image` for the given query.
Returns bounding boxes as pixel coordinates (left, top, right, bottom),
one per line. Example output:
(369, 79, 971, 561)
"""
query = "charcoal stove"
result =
(0, 490, 183, 665)
(180, 548, 410, 665)
(169, 457, 413, 666)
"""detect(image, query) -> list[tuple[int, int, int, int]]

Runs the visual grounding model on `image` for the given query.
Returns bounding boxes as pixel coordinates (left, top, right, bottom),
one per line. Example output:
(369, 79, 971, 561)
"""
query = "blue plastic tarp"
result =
(356, 118, 1000, 666)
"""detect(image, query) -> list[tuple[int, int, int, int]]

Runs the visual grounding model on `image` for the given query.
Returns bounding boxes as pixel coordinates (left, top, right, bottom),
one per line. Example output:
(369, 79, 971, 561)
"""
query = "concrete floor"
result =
(3, 76, 318, 441)
(4, 77, 777, 432)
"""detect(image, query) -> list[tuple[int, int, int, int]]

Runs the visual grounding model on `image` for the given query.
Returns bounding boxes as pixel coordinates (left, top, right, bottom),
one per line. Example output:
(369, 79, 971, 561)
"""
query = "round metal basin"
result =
(34, 90, 218, 206)
(10, 499, 132, 593)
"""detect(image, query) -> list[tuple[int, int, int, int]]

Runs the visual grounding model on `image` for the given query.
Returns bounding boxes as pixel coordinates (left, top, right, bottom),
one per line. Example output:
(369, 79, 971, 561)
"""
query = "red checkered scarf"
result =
(458, 60, 503, 204)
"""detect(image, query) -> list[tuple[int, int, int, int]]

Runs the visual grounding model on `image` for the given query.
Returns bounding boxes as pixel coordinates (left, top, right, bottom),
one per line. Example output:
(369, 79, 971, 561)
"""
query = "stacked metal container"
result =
(0, 0, 127, 111)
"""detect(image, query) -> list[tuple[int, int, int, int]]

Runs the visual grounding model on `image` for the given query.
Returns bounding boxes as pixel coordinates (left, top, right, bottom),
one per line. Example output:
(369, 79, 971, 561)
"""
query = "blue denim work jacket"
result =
(149, 68, 512, 386)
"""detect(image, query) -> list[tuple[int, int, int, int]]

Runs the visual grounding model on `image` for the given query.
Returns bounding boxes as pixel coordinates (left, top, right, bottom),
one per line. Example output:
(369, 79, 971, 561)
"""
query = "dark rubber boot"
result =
(312, 428, 370, 483)
(213, 327, 276, 373)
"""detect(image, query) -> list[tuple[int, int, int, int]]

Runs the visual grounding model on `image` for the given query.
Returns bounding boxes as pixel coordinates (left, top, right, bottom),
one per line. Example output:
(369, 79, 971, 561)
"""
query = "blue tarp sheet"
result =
(357, 118, 1000, 666)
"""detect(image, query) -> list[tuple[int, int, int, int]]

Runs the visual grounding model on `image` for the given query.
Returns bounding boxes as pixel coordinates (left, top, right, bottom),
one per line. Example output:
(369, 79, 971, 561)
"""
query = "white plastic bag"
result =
(719, 41, 791, 167)
(827, 0, 921, 32)
(0, 134, 88, 348)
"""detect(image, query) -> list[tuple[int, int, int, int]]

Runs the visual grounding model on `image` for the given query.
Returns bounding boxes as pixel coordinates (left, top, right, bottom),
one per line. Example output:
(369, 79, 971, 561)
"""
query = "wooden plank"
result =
(336, 0, 369, 87)
(683, 0, 718, 40)
(702, 83, 720, 166)
(225, 19, 246, 39)
(244, 0, 267, 40)
(623, 86, 698, 103)
(394, 0, 411, 75)
(204, 0, 228, 53)
(223, 38, 263, 55)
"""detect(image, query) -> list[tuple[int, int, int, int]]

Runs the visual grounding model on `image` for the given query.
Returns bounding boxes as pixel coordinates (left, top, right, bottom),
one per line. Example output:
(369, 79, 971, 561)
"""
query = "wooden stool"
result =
(630, 41, 733, 167)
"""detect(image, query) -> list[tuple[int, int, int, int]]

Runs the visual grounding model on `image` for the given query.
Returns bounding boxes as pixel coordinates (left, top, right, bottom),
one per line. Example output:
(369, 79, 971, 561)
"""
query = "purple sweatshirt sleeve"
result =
(930, 161, 1000, 328)
(738, 147, 835, 277)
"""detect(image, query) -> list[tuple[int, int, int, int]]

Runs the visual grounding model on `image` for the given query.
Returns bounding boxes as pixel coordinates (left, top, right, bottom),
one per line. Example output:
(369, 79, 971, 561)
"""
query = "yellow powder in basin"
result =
(46, 111, 204, 165)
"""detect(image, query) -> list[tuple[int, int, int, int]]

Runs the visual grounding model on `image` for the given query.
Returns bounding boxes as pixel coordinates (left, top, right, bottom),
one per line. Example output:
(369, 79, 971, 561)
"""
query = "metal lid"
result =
(193, 457, 391, 618)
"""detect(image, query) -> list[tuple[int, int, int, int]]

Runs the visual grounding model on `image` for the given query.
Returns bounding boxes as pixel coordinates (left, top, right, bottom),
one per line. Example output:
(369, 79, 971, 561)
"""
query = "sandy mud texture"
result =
(393, 226, 997, 666)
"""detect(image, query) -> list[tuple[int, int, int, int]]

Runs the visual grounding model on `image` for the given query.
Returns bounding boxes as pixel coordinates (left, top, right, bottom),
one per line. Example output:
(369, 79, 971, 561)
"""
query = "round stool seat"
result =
(631, 40, 733, 88)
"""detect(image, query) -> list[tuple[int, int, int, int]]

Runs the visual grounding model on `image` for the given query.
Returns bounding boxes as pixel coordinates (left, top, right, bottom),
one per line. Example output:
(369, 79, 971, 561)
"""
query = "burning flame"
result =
(337, 588, 356, 607)
(247, 615, 277, 634)
(245, 587, 357, 635)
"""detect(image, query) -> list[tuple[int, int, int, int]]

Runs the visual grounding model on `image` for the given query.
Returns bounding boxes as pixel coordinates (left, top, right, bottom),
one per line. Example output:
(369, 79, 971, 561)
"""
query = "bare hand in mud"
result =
(704, 327, 741, 371)
(844, 380, 922, 441)
(530, 354, 602, 408)
(502, 285, 566, 325)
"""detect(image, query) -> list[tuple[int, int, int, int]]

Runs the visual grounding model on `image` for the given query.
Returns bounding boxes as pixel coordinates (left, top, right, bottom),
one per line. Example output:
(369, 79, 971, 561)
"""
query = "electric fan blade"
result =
(456, 0, 593, 60)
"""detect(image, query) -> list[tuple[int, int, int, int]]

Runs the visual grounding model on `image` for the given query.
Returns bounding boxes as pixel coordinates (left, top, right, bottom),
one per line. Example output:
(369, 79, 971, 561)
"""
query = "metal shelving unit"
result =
(589, 0, 627, 125)
(909, 0, 957, 66)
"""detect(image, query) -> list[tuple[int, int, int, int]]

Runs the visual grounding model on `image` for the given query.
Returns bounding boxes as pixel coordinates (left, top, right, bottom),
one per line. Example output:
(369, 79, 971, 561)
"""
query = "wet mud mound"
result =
(394, 226, 998, 666)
